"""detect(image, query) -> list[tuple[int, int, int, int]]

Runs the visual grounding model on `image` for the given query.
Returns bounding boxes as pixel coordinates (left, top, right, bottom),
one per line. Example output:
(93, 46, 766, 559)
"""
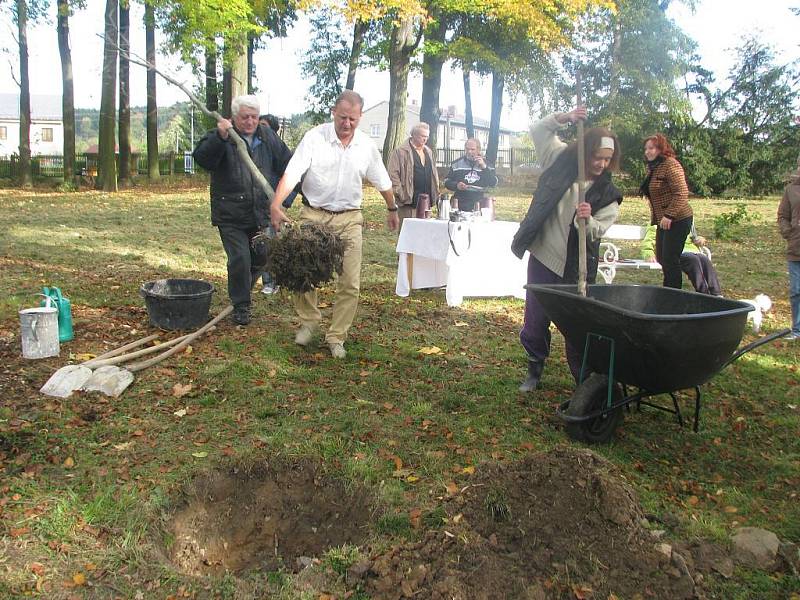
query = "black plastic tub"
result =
(140, 279, 214, 330)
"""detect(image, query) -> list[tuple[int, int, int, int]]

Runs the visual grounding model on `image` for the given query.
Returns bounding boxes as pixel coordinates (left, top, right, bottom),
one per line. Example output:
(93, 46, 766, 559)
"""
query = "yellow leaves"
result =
(63, 456, 75, 469)
(191, 451, 209, 459)
(72, 572, 87, 586)
(172, 383, 193, 397)
(418, 346, 442, 355)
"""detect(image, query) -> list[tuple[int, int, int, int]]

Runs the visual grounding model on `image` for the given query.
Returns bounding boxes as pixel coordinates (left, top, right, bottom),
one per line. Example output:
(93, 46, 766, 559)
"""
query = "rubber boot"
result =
(518, 359, 544, 392)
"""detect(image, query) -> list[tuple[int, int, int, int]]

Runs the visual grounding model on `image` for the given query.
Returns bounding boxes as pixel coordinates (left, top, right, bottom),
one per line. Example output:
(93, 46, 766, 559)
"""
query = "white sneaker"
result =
(328, 342, 346, 359)
(294, 325, 316, 346)
(261, 283, 278, 295)
(784, 332, 800, 341)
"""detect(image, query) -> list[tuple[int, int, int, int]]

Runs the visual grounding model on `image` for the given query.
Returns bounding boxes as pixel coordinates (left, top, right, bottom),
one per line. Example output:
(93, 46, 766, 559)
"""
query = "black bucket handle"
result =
(721, 328, 791, 370)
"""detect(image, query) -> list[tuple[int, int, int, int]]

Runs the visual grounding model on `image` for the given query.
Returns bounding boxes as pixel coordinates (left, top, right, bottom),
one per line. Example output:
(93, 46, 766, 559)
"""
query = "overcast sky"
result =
(0, 0, 798, 131)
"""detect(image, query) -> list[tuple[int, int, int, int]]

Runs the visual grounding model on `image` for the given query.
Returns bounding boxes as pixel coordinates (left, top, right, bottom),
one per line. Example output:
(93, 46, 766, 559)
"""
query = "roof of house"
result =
(0, 93, 63, 120)
(363, 100, 516, 134)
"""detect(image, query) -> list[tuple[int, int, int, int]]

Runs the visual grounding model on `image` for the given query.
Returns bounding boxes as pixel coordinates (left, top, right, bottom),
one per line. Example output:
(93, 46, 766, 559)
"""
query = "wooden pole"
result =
(576, 72, 588, 297)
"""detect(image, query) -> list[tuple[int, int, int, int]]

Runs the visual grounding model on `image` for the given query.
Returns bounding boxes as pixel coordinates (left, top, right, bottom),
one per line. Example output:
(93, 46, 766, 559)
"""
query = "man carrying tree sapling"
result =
(269, 90, 399, 359)
(193, 95, 292, 325)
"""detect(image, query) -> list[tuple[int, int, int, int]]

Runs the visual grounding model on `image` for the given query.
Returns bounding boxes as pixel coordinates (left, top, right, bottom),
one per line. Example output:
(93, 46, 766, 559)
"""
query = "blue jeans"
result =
(259, 224, 277, 287)
(790, 260, 800, 335)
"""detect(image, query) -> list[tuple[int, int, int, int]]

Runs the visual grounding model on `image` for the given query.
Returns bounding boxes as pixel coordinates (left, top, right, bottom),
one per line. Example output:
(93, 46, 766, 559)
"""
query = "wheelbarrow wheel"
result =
(565, 373, 624, 444)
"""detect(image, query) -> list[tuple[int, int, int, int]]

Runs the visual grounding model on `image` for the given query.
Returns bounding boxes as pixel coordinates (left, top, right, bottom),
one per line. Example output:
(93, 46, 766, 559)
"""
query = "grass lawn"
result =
(0, 182, 798, 599)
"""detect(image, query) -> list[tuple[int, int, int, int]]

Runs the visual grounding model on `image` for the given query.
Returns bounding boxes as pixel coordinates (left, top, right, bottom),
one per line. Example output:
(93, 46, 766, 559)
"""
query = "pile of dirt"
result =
(164, 458, 373, 576)
(360, 447, 698, 599)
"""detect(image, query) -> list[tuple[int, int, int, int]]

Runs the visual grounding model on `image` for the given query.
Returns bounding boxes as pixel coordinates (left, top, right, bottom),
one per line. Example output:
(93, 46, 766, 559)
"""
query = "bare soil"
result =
(163, 458, 374, 576)
(360, 447, 699, 600)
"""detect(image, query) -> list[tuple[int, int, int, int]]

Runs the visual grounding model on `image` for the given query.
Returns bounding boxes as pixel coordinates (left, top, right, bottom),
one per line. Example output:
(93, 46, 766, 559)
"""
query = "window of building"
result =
(41, 127, 54, 142)
(0, 126, 6, 140)
(370, 124, 380, 137)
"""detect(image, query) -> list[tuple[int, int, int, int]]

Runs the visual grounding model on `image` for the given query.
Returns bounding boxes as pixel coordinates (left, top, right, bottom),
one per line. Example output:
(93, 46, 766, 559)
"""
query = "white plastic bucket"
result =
(20, 306, 60, 359)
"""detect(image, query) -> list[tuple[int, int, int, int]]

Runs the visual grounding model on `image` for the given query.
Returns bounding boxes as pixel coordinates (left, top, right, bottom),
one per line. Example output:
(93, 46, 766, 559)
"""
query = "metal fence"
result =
(436, 147, 536, 173)
(1, 146, 539, 180)
(0, 152, 194, 180)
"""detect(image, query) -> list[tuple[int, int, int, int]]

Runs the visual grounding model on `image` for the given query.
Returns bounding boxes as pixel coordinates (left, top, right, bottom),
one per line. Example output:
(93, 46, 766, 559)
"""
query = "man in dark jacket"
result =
(193, 95, 292, 325)
(443, 138, 499, 212)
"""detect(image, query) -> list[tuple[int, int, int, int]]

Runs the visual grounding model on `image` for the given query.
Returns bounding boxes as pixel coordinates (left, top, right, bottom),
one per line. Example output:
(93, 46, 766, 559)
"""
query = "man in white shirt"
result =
(270, 90, 399, 358)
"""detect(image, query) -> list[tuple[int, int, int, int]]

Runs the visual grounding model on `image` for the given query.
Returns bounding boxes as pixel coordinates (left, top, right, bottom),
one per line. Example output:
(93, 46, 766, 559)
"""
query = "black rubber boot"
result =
(518, 359, 544, 392)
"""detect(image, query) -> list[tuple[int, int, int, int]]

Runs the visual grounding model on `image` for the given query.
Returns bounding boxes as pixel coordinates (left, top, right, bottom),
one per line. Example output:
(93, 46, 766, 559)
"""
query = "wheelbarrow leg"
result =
(669, 392, 684, 427)
(692, 386, 701, 433)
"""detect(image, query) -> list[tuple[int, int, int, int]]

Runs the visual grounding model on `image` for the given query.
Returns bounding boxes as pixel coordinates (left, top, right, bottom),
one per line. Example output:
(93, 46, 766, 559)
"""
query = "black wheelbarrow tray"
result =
(526, 284, 789, 443)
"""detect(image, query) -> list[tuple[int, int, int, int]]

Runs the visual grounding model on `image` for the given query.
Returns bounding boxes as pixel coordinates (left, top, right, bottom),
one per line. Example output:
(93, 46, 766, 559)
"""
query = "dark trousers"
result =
(656, 216, 693, 288)
(218, 225, 259, 309)
(520, 256, 583, 381)
(680, 252, 721, 295)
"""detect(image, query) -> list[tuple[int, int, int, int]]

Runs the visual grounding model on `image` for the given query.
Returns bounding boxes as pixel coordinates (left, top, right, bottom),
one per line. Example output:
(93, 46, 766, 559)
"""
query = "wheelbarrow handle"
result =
(722, 328, 791, 369)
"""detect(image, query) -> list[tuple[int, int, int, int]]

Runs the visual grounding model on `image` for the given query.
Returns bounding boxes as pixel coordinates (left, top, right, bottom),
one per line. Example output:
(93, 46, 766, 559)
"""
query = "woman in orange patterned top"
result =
(640, 134, 693, 288)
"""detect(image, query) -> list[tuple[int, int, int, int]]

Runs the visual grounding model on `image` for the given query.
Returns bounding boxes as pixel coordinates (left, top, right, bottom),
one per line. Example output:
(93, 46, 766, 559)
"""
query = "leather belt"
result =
(302, 198, 361, 214)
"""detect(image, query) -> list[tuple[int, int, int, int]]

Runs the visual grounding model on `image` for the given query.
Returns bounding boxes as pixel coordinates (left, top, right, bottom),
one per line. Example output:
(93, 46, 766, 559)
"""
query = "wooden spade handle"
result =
(85, 331, 198, 367)
(126, 306, 234, 373)
(84, 333, 161, 366)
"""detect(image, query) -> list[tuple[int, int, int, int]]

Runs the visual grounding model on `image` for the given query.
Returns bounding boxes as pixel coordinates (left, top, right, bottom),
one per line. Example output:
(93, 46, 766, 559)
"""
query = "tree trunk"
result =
(382, 17, 418, 161)
(247, 34, 255, 94)
(57, 0, 77, 187)
(222, 67, 232, 118)
(463, 66, 475, 140)
(205, 42, 218, 111)
(145, 1, 159, 179)
(17, 0, 32, 189)
(222, 35, 248, 117)
(345, 19, 368, 90)
(97, 0, 118, 192)
(419, 15, 447, 152)
(118, 0, 131, 185)
(486, 70, 504, 166)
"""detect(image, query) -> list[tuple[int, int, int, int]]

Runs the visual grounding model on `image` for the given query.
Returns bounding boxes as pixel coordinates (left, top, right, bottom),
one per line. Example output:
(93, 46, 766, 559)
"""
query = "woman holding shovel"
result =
(511, 106, 623, 392)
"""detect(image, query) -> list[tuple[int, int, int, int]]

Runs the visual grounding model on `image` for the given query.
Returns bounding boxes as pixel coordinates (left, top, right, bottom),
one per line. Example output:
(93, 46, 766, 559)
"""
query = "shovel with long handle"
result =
(80, 306, 234, 397)
(576, 72, 588, 298)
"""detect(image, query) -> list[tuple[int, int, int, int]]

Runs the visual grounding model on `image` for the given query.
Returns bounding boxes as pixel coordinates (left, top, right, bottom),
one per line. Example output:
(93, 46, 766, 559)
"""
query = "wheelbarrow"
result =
(526, 284, 789, 444)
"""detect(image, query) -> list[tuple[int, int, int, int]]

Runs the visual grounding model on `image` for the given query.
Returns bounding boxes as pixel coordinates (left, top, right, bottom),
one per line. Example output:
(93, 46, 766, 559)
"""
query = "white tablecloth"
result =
(395, 218, 529, 306)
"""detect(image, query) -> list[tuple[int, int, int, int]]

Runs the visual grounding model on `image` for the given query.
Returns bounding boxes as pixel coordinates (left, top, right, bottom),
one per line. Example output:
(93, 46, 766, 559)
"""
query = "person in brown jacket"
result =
(387, 122, 440, 227)
(640, 133, 693, 288)
(778, 155, 800, 340)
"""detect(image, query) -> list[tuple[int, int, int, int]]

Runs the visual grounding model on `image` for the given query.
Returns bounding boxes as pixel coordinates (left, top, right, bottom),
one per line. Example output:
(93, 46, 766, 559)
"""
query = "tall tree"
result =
(462, 66, 474, 139)
(419, 9, 449, 151)
(56, 0, 79, 187)
(345, 19, 369, 89)
(15, 0, 33, 188)
(118, 0, 131, 185)
(144, 0, 159, 179)
(97, 0, 118, 191)
(301, 7, 350, 121)
(382, 15, 423, 160)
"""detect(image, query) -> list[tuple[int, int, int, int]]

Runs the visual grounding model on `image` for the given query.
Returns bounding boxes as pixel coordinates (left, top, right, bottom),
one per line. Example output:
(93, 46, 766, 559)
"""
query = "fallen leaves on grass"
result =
(172, 383, 192, 397)
(418, 346, 442, 355)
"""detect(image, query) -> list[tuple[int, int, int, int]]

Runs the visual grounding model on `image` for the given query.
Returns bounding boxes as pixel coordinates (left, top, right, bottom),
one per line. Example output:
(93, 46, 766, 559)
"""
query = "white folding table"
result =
(395, 218, 528, 307)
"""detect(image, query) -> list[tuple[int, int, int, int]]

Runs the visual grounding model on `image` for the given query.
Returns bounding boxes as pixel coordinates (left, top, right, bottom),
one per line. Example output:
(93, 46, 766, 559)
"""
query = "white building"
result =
(359, 100, 515, 156)
(0, 93, 64, 157)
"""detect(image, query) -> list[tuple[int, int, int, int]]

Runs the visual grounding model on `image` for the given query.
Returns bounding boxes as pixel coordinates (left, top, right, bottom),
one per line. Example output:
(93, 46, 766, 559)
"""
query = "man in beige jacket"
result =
(387, 123, 440, 227)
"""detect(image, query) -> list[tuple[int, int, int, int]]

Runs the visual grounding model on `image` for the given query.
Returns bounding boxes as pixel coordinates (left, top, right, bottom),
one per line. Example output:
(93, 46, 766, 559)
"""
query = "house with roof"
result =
(0, 93, 63, 157)
(359, 99, 516, 157)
